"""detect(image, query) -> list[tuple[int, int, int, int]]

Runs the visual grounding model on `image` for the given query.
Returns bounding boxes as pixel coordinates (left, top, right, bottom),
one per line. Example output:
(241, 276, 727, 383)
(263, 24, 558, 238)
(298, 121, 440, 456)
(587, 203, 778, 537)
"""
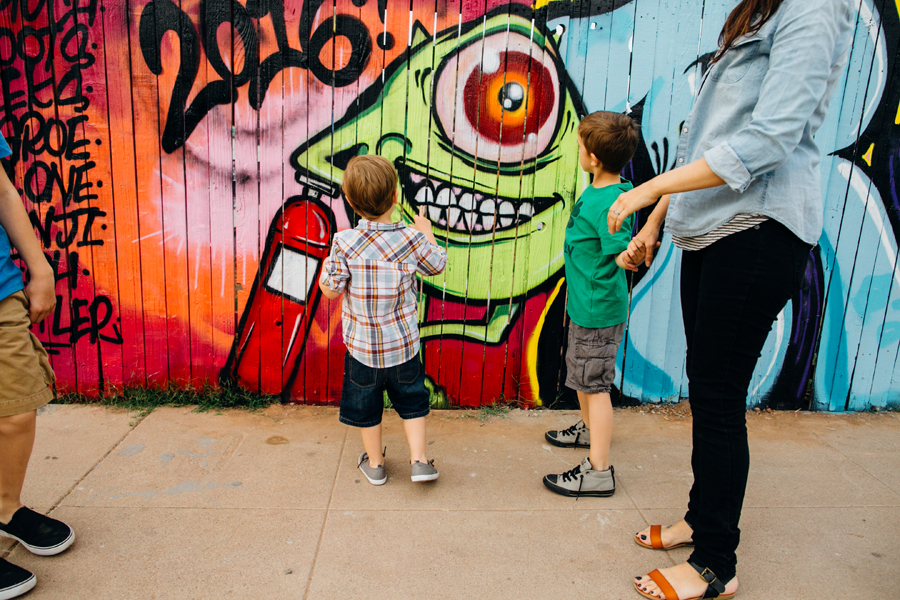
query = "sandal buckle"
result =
(699, 568, 717, 585)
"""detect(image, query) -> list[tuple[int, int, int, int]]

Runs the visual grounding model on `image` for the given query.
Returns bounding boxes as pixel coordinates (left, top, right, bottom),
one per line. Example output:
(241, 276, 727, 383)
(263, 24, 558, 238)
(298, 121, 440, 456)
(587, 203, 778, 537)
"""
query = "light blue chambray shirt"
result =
(667, 0, 854, 245)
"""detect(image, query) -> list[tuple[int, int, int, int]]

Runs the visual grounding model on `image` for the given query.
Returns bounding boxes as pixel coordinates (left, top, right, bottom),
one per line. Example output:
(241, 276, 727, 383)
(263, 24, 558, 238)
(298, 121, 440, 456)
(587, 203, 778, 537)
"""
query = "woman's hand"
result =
(608, 185, 661, 234)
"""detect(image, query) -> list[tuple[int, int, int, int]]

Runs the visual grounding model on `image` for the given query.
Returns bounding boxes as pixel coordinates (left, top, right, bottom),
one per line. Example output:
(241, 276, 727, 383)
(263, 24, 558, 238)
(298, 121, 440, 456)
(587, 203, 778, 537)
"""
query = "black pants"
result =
(681, 220, 810, 582)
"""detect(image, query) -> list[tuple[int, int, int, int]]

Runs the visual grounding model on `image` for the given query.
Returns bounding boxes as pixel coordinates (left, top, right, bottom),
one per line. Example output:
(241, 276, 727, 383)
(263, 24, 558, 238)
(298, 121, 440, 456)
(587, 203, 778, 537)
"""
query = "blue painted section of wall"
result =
(554, 0, 899, 410)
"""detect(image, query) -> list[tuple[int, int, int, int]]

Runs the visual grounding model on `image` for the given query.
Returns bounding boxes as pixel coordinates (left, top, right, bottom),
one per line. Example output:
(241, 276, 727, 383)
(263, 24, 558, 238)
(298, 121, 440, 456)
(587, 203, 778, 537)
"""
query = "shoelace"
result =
(560, 463, 584, 483)
(560, 421, 584, 436)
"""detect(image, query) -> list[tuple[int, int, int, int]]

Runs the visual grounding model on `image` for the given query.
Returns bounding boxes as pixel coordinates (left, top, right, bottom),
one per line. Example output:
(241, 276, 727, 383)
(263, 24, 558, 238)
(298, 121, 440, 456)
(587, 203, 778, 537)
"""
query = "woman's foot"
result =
(634, 562, 738, 599)
(635, 519, 693, 549)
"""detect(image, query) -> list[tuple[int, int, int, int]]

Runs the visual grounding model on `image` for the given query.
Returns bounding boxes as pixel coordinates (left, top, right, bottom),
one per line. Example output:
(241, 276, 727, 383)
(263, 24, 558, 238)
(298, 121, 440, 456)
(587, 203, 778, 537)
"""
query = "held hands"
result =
(624, 222, 662, 269)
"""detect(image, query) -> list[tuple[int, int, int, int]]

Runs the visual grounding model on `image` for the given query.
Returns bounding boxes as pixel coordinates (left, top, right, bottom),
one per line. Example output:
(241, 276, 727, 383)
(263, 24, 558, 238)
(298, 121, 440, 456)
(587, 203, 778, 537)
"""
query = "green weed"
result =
(55, 382, 278, 417)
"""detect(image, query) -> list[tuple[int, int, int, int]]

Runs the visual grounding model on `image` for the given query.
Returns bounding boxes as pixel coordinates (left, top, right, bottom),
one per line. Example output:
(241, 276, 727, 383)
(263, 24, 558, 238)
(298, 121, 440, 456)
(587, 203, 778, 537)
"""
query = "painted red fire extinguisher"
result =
(226, 197, 335, 397)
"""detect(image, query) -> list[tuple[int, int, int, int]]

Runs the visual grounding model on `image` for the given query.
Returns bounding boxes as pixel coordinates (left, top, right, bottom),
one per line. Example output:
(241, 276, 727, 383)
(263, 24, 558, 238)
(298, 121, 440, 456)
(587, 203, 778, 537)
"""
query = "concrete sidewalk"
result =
(2, 404, 898, 599)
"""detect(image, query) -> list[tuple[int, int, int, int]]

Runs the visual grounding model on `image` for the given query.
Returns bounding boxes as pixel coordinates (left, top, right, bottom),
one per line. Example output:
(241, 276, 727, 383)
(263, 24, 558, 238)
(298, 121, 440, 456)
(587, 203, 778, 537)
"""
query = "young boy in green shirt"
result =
(543, 111, 640, 497)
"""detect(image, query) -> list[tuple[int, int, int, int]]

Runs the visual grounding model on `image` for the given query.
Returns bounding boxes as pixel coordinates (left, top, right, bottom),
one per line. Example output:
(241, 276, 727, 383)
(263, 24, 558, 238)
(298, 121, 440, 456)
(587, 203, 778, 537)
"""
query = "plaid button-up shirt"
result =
(320, 219, 447, 368)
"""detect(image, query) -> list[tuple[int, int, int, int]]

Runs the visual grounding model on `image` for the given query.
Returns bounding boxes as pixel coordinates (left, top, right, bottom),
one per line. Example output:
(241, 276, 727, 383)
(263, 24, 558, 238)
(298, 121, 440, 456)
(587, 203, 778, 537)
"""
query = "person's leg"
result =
(0, 410, 36, 524)
(339, 352, 386, 468)
(636, 248, 704, 549)
(636, 222, 810, 598)
(585, 391, 611, 471)
(360, 424, 384, 468)
(577, 390, 590, 430)
(385, 356, 431, 466)
(401, 417, 427, 464)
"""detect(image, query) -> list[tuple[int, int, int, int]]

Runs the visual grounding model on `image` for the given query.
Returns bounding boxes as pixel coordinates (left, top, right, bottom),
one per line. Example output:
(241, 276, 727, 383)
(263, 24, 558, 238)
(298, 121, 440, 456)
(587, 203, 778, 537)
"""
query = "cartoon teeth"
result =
(408, 174, 539, 232)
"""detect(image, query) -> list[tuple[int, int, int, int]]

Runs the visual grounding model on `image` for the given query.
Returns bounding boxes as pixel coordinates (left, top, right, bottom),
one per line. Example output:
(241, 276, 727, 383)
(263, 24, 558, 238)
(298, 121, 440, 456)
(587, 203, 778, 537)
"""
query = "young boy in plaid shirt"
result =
(319, 155, 447, 485)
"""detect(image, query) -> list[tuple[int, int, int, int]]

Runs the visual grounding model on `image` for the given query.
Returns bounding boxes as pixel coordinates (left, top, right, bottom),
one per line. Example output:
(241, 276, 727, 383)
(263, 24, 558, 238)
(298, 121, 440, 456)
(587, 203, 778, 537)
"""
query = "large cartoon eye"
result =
(433, 32, 561, 164)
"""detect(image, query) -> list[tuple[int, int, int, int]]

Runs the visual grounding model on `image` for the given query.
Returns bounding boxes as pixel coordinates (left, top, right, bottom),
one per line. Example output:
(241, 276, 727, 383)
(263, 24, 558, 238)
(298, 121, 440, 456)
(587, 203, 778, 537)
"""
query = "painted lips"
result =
(402, 167, 558, 233)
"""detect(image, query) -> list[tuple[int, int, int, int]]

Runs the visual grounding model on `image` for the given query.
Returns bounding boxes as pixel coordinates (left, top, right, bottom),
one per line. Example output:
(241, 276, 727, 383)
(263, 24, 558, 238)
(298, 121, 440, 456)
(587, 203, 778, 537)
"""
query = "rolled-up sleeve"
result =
(416, 241, 447, 277)
(704, 0, 851, 192)
(320, 242, 349, 293)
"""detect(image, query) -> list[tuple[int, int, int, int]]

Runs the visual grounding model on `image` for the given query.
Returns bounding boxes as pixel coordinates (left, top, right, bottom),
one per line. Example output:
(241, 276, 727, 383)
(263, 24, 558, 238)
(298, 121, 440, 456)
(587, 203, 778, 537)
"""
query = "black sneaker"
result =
(0, 558, 36, 600)
(0, 508, 74, 556)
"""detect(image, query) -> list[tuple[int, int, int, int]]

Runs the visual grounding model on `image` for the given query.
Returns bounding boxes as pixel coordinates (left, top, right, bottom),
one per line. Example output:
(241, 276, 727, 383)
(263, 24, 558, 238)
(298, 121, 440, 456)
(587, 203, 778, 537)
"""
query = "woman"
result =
(608, 1, 854, 598)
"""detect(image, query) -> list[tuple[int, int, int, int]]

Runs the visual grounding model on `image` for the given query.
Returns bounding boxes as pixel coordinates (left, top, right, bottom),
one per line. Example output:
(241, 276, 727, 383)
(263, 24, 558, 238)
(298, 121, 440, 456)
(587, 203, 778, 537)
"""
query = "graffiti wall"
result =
(1, 0, 898, 411)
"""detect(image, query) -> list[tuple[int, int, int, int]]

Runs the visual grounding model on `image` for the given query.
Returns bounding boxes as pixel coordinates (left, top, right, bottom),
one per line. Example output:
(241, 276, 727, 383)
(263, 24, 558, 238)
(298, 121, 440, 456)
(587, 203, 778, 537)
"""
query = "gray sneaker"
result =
(543, 457, 615, 497)
(411, 460, 439, 482)
(357, 452, 387, 486)
(545, 420, 591, 449)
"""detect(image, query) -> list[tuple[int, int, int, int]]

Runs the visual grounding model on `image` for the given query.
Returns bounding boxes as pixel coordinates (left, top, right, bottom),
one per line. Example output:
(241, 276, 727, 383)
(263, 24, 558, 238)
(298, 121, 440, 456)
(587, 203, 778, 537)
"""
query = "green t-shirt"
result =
(564, 180, 634, 328)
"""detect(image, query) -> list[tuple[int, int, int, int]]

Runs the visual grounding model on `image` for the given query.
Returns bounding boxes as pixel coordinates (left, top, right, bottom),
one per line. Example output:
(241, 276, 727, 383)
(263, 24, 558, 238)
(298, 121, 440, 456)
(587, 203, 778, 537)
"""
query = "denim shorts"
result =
(339, 352, 430, 427)
(564, 321, 624, 394)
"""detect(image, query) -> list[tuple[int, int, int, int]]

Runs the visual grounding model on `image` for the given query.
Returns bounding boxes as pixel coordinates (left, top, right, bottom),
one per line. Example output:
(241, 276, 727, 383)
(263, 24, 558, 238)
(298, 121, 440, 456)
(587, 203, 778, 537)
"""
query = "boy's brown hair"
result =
(342, 155, 397, 219)
(578, 111, 640, 174)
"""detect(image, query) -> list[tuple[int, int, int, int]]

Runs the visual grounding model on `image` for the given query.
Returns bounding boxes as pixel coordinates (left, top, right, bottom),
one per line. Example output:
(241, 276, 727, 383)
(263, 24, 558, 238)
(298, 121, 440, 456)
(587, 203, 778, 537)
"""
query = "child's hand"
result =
(410, 206, 432, 235)
(410, 206, 438, 246)
(617, 250, 640, 272)
(625, 226, 662, 268)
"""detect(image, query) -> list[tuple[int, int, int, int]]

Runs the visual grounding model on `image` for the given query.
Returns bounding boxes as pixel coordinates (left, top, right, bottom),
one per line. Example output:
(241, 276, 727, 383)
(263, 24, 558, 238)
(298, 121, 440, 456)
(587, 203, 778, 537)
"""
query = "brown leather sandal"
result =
(634, 524, 694, 550)
(633, 562, 735, 600)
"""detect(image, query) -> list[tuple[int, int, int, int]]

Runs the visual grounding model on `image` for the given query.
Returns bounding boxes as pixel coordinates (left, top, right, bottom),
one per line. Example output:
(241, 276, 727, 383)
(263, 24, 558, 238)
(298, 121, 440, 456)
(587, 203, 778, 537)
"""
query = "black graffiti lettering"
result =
(43, 119, 67, 157)
(0, 67, 27, 111)
(22, 160, 96, 207)
(64, 115, 90, 159)
(54, 206, 105, 247)
(19, 110, 47, 157)
(54, 67, 88, 113)
(24, 161, 60, 205)
(17, 26, 48, 69)
(59, 23, 95, 69)
(47, 293, 122, 347)
(28, 205, 105, 250)
(53, 0, 98, 31)
(0, 0, 117, 353)
(140, 0, 373, 152)
(306, 14, 372, 88)
(0, 0, 48, 25)
(139, 0, 202, 154)
(39, 249, 81, 289)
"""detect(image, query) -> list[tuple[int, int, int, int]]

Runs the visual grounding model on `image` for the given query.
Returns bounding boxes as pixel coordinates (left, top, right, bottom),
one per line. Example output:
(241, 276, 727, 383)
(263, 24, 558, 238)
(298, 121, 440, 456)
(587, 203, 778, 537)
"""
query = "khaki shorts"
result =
(565, 321, 625, 394)
(0, 291, 55, 417)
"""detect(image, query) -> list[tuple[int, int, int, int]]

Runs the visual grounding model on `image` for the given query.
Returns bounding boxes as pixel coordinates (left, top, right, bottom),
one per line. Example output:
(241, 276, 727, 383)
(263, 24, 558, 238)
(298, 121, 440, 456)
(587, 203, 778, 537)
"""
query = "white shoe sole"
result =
(0, 573, 36, 600)
(0, 529, 75, 556)
(361, 472, 387, 485)
(411, 472, 439, 482)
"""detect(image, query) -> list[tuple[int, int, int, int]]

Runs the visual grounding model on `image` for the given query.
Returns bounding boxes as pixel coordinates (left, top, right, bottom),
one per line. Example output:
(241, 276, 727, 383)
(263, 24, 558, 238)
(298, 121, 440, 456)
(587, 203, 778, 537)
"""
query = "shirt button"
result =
(683, 127, 689, 134)
(678, 158, 685, 164)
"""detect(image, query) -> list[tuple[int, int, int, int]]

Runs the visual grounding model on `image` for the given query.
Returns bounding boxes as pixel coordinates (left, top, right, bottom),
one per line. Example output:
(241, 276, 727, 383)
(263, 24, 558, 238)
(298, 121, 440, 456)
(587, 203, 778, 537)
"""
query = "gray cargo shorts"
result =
(564, 321, 625, 394)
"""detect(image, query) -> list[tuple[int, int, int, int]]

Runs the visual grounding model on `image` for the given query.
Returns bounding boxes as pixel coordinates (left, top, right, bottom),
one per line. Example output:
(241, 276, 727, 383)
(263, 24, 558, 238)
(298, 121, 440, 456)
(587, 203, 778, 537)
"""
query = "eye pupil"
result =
(499, 82, 525, 111)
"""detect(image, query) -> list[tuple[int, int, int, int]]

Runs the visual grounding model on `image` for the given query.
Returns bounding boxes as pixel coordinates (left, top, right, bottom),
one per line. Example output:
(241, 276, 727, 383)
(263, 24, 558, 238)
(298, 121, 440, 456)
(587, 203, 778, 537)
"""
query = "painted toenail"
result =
(641, 535, 647, 540)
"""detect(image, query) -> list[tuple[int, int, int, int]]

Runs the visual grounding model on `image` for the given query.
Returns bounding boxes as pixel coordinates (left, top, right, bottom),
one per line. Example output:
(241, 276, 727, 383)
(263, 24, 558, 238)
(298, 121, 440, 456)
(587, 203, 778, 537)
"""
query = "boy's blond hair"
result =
(342, 155, 397, 219)
(577, 111, 640, 174)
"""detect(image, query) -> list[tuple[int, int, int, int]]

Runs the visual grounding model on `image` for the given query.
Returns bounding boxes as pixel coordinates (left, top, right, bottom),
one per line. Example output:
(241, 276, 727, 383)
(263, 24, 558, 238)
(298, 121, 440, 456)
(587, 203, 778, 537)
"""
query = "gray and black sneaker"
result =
(543, 457, 615, 497)
(357, 452, 387, 486)
(411, 460, 439, 482)
(545, 420, 591, 449)
(0, 558, 35, 600)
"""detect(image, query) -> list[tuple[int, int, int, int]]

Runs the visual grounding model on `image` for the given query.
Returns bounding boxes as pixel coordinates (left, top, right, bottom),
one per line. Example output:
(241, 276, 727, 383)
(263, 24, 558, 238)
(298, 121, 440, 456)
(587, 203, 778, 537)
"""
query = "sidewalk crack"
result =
(303, 426, 347, 600)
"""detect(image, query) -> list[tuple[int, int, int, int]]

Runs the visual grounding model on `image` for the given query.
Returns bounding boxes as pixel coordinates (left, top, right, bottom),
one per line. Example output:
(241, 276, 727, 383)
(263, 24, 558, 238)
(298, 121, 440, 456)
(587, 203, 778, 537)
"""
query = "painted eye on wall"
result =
(433, 32, 561, 164)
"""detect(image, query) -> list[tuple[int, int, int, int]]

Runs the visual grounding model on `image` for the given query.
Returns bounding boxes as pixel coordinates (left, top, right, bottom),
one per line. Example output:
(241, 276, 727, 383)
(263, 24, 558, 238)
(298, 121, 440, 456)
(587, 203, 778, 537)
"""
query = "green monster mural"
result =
(292, 6, 586, 361)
